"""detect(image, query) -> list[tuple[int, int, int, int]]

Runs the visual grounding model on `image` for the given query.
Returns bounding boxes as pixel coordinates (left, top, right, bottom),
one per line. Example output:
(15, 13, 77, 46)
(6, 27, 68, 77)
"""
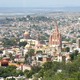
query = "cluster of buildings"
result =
(0, 21, 78, 70)
(0, 13, 80, 79)
(0, 13, 80, 43)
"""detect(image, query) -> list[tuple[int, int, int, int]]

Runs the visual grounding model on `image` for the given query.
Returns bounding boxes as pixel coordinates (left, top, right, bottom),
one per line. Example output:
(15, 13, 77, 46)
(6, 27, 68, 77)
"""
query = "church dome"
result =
(1, 59, 9, 66)
(24, 31, 29, 35)
(23, 31, 30, 39)
(24, 32, 29, 35)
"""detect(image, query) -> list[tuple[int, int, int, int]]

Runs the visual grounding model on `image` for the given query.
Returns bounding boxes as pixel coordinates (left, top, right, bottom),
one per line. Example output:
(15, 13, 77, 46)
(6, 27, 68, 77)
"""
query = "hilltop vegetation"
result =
(24, 54, 80, 80)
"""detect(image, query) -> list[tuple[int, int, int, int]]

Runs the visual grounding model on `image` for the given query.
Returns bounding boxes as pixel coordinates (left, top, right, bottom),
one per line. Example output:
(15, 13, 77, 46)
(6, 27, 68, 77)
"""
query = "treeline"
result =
(24, 54, 80, 80)
(0, 66, 24, 78)
(0, 54, 80, 80)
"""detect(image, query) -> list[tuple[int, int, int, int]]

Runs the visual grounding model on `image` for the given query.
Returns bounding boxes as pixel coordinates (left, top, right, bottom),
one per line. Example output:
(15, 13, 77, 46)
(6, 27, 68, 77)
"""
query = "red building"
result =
(49, 22, 62, 49)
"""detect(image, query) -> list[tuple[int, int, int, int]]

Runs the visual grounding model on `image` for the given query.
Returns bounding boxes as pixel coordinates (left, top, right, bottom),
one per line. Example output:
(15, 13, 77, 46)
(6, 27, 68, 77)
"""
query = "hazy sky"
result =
(0, 0, 80, 7)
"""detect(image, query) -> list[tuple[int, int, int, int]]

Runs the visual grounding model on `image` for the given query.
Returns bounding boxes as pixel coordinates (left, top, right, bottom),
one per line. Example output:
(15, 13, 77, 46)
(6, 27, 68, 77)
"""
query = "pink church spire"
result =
(55, 21, 59, 33)
(49, 21, 62, 47)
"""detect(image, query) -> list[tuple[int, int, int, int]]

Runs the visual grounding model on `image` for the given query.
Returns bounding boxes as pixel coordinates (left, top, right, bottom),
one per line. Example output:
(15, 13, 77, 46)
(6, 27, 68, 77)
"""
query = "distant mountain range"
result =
(0, 7, 80, 14)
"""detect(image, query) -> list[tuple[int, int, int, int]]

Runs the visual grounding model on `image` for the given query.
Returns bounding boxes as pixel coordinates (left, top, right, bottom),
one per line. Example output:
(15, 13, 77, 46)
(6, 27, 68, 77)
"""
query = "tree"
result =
(2, 38, 17, 47)
(19, 41, 27, 47)
(70, 54, 74, 61)
(27, 49, 35, 57)
(74, 50, 79, 56)
(43, 70, 55, 80)
(27, 15, 30, 19)
(0, 65, 24, 78)
(9, 53, 15, 61)
(36, 50, 43, 54)
(24, 49, 35, 64)
(38, 69, 44, 78)
(70, 50, 79, 61)
(23, 56, 80, 80)
(24, 54, 29, 64)
(65, 47, 70, 52)
(0, 66, 17, 77)
(42, 62, 53, 70)
(16, 70, 24, 76)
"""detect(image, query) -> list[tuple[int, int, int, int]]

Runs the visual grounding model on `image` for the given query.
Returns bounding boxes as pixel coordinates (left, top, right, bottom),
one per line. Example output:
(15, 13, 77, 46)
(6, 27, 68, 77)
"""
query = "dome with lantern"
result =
(23, 31, 30, 39)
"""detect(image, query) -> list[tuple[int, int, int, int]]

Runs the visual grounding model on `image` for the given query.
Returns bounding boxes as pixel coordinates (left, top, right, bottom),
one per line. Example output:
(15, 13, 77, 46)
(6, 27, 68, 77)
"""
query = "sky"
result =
(0, 0, 80, 8)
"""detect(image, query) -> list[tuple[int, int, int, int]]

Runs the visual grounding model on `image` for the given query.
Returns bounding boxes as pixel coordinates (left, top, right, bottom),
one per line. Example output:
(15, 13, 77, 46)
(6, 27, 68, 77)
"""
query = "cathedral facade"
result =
(49, 22, 62, 52)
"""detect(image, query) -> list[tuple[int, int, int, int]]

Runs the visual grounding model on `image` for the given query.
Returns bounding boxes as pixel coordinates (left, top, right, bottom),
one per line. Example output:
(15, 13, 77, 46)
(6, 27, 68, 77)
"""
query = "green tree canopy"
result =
(19, 41, 27, 47)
